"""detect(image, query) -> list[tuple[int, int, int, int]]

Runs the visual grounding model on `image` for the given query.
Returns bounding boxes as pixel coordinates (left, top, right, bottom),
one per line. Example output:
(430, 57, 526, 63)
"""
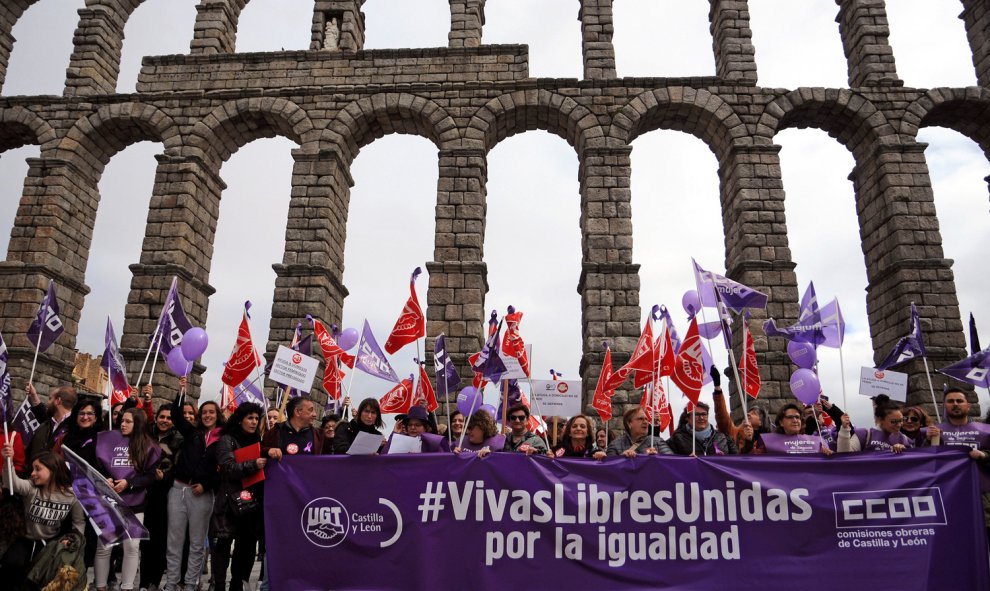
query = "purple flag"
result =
(154, 278, 193, 360)
(11, 398, 39, 447)
(233, 376, 267, 408)
(970, 313, 981, 356)
(820, 298, 845, 348)
(26, 279, 64, 352)
(100, 318, 131, 394)
(471, 318, 506, 382)
(355, 320, 400, 383)
(0, 332, 11, 425)
(764, 295, 843, 349)
(938, 349, 990, 389)
(712, 286, 734, 351)
(798, 282, 819, 323)
(692, 259, 769, 313)
(433, 334, 461, 395)
(62, 445, 149, 546)
(876, 303, 927, 370)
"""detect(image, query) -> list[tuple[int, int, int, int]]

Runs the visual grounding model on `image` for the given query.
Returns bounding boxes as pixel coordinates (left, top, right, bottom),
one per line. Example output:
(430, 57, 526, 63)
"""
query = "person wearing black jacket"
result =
(669, 399, 740, 456)
(53, 395, 104, 569)
(210, 403, 266, 591)
(23, 383, 77, 474)
(163, 380, 225, 591)
(333, 397, 385, 454)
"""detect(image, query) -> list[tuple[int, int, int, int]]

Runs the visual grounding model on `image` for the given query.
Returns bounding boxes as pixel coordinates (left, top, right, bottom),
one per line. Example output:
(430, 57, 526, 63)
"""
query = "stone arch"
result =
(608, 87, 750, 161)
(756, 88, 898, 161)
(0, 106, 57, 153)
(190, 97, 317, 166)
(902, 87, 990, 159)
(465, 90, 604, 155)
(53, 101, 181, 180)
(0, 0, 45, 91)
(322, 93, 459, 165)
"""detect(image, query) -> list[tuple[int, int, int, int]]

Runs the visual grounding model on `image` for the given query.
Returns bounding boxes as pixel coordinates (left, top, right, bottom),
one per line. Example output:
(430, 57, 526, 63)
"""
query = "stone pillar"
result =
(708, 0, 758, 84)
(0, 0, 33, 92)
(121, 154, 224, 403)
(190, 0, 248, 55)
(428, 148, 488, 390)
(579, 146, 641, 429)
(267, 150, 354, 405)
(578, 0, 617, 80)
(312, 1, 366, 51)
(852, 142, 968, 411)
(0, 157, 100, 391)
(718, 144, 800, 413)
(834, 0, 902, 87)
(448, 0, 486, 48)
(960, 0, 990, 87)
(64, 5, 127, 96)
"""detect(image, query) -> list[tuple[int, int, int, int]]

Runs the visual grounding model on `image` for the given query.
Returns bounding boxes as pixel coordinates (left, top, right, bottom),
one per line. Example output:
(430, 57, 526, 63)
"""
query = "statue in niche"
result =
(324, 17, 340, 50)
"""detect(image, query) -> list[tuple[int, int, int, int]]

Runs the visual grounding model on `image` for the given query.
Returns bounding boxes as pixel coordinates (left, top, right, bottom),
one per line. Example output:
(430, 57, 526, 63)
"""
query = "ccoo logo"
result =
(301, 497, 350, 548)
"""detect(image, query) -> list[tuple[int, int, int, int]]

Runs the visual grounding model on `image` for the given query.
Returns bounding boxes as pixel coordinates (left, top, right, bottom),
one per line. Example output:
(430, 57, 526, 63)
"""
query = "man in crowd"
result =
(23, 382, 77, 468)
(264, 396, 322, 459)
(937, 387, 990, 545)
(502, 404, 547, 455)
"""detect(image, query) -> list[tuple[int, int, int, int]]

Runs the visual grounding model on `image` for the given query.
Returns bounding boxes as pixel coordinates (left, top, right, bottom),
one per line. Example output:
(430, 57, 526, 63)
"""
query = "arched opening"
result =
(75, 142, 160, 356)
(629, 130, 725, 421)
(918, 125, 990, 410)
(363, 0, 449, 49)
(116, 0, 197, 93)
(748, 0, 847, 87)
(198, 138, 296, 398)
(340, 135, 437, 426)
(886, 0, 974, 87)
(613, 0, 714, 77)
(4, 0, 81, 95)
(775, 128, 871, 424)
(236, 0, 314, 52)
(484, 131, 581, 408)
(485, 0, 582, 78)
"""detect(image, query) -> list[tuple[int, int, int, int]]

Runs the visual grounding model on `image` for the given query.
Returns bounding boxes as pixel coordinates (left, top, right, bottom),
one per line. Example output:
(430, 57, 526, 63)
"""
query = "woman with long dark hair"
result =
(0, 448, 85, 590)
(94, 407, 161, 591)
(54, 395, 104, 569)
(333, 398, 385, 454)
(210, 402, 267, 591)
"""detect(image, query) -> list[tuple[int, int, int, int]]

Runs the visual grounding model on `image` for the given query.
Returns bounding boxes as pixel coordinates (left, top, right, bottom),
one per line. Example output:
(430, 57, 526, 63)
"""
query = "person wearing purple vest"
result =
(937, 388, 990, 542)
(837, 395, 916, 453)
(93, 407, 161, 591)
(453, 409, 505, 458)
(383, 406, 451, 453)
(755, 403, 833, 455)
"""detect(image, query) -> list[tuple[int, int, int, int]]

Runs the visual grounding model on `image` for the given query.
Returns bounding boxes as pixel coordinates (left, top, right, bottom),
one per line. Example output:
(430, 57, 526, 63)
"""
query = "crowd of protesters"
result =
(0, 364, 988, 590)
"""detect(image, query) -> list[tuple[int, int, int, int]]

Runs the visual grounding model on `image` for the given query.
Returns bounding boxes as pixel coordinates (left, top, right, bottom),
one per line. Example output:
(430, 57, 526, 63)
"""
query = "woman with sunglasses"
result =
(753, 403, 832, 455)
(900, 405, 940, 447)
(838, 395, 914, 453)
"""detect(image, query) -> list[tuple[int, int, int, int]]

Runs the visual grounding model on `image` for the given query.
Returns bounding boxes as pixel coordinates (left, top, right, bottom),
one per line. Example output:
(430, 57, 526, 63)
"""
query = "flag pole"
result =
(691, 406, 697, 457)
(148, 330, 164, 387)
(3, 425, 13, 495)
(838, 343, 849, 410)
(521, 347, 552, 451)
(457, 385, 481, 451)
(921, 356, 941, 423)
(665, 376, 674, 438)
(135, 326, 162, 391)
(438, 334, 452, 446)
(27, 331, 42, 387)
(726, 347, 748, 416)
(649, 311, 659, 451)
(343, 329, 365, 421)
(500, 378, 510, 432)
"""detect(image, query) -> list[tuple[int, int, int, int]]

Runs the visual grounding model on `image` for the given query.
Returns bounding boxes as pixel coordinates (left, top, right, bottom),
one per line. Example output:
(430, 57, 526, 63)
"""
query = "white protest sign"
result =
(269, 345, 319, 393)
(498, 345, 533, 380)
(529, 380, 583, 417)
(858, 367, 908, 402)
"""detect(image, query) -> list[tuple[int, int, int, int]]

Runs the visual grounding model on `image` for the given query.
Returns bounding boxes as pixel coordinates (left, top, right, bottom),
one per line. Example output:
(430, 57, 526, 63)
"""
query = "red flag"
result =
(220, 383, 236, 414)
(313, 319, 348, 400)
(110, 386, 132, 407)
(739, 318, 761, 398)
(501, 306, 530, 377)
(411, 364, 439, 412)
(591, 347, 615, 422)
(604, 318, 654, 391)
(378, 376, 415, 414)
(221, 303, 261, 387)
(384, 268, 426, 354)
(641, 381, 673, 433)
(672, 318, 705, 405)
(657, 323, 675, 378)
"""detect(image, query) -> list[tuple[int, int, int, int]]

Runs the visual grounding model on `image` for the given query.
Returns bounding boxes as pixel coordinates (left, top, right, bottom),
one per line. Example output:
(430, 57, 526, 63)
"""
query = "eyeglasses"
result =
(693, 412, 709, 418)
(78, 412, 96, 417)
(888, 419, 904, 425)
(783, 414, 802, 420)
(904, 416, 920, 424)
(508, 415, 528, 422)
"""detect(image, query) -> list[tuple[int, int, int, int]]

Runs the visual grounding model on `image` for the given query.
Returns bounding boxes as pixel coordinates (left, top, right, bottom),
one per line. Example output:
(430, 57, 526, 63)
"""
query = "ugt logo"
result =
(301, 497, 349, 548)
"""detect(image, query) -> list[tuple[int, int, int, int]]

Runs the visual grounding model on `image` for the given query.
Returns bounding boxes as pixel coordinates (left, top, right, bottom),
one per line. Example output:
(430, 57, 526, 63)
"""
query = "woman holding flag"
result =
(93, 407, 161, 591)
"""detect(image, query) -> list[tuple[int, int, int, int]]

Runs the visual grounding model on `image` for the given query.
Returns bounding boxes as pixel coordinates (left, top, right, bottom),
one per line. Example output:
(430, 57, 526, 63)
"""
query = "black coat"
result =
(210, 433, 263, 539)
(669, 426, 739, 456)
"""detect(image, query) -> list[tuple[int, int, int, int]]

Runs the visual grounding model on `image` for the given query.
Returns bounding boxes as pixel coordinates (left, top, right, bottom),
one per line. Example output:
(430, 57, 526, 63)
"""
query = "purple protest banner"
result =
(265, 449, 987, 591)
(760, 433, 823, 455)
(63, 446, 149, 546)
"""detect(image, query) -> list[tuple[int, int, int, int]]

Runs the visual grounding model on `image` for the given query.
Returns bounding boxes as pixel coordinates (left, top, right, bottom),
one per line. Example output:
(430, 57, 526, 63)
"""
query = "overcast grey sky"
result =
(0, 0, 986, 425)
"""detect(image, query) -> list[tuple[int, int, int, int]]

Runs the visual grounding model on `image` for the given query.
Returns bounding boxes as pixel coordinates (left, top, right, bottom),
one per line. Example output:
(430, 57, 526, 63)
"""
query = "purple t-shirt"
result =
(937, 421, 990, 492)
(853, 428, 913, 452)
(761, 433, 824, 455)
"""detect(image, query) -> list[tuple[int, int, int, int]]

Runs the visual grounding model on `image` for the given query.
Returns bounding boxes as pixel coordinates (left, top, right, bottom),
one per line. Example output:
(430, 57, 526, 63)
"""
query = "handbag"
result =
(227, 488, 259, 516)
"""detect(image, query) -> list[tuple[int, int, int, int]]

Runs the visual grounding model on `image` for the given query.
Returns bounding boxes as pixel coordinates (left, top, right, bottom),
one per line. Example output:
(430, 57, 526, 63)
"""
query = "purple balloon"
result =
(787, 340, 817, 369)
(181, 327, 209, 360)
(456, 387, 482, 416)
(166, 346, 192, 377)
(478, 404, 497, 419)
(338, 327, 359, 351)
(789, 368, 821, 406)
(682, 290, 701, 317)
